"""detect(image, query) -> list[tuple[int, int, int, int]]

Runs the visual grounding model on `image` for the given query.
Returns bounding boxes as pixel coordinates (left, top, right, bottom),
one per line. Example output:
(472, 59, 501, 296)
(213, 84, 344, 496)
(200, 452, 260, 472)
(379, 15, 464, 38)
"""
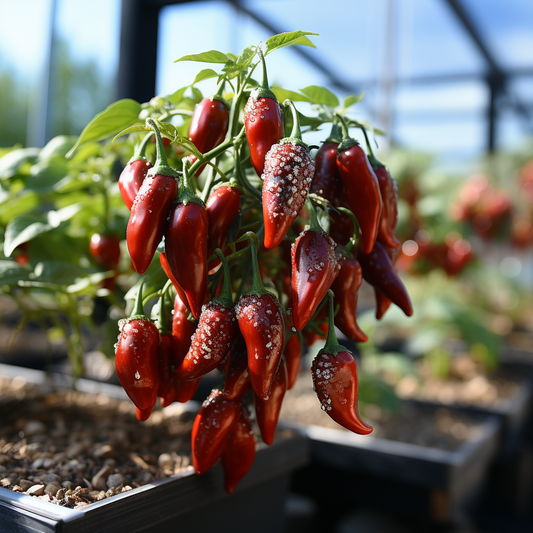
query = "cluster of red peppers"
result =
(112, 48, 412, 494)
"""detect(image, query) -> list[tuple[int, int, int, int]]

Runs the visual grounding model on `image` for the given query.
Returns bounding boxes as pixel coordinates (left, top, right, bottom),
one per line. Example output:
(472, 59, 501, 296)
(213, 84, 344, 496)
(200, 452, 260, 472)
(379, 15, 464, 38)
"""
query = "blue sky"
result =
(0, 0, 532, 159)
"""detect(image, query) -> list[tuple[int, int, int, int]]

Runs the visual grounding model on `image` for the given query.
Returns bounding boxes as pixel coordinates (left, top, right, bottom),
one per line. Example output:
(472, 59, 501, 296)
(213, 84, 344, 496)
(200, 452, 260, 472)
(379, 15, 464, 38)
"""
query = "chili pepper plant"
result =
(0, 31, 413, 493)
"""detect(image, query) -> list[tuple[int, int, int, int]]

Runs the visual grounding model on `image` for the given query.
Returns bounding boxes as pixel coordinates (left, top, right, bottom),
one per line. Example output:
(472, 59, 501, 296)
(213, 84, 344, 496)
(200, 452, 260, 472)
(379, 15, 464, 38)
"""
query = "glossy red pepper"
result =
(191, 389, 241, 475)
(310, 134, 343, 201)
(171, 293, 197, 366)
(330, 194, 355, 247)
(160, 252, 189, 311)
(155, 290, 174, 403)
(358, 241, 413, 317)
(206, 182, 242, 253)
(165, 180, 208, 320)
(189, 94, 229, 176)
(284, 333, 302, 390)
(177, 252, 238, 380)
(254, 357, 288, 445)
(115, 284, 160, 413)
(223, 332, 251, 400)
(336, 117, 382, 254)
(236, 235, 285, 400)
(311, 291, 373, 435)
(89, 233, 121, 269)
(262, 101, 314, 249)
(221, 405, 256, 494)
(331, 256, 368, 343)
(244, 49, 284, 177)
(290, 211, 341, 332)
(127, 125, 179, 274)
(119, 133, 154, 211)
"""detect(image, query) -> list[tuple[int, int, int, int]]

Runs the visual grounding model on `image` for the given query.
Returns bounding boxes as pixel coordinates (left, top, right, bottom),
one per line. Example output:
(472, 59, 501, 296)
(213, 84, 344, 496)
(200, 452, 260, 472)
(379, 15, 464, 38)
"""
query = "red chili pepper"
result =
(311, 291, 373, 435)
(358, 241, 413, 317)
(223, 331, 251, 400)
(290, 203, 341, 331)
(374, 288, 392, 320)
(284, 333, 302, 390)
(119, 133, 153, 210)
(177, 251, 238, 380)
(330, 194, 355, 247)
(89, 233, 121, 269)
(165, 177, 209, 320)
(336, 117, 382, 254)
(206, 182, 242, 253)
(254, 357, 288, 445)
(160, 252, 189, 311)
(311, 136, 343, 201)
(13, 242, 30, 266)
(302, 306, 328, 347)
(171, 293, 197, 366)
(236, 235, 285, 400)
(220, 405, 256, 494)
(189, 93, 229, 176)
(154, 289, 174, 403)
(115, 283, 160, 413)
(127, 125, 179, 274)
(191, 389, 241, 475)
(331, 256, 368, 343)
(262, 101, 314, 249)
(244, 49, 284, 178)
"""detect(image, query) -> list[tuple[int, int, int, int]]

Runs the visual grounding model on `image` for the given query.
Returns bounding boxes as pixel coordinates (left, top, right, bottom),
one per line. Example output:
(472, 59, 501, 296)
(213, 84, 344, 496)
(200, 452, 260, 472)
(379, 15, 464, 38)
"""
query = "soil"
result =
(280, 371, 488, 452)
(0, 375, 195, 509)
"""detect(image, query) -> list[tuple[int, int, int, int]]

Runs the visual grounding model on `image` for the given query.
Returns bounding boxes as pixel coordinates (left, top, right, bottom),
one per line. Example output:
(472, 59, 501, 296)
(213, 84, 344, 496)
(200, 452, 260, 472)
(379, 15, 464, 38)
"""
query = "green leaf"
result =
(191, 87, 203, 103)
(167, 86, 188, 106)
(26, 156, 69, 191)
(271, 87, 311, 103)
(300, 85, 339, 107)
(125, 255, 168, 304)
(344, 93, 365, 109)
(265, 31, 319, 55)
(0, 148, 40, 179)
(32, 261, 101, 286)
(113, 125, 149, 142)
(0, 260, 29, 286)
(4, 204, 81, 257)
(0, 191, 40, 226)
(191, 69, 219, 85)
(175, 50, 229, 64)
(66, 99, 142, 158)
(356, 120, 386, 136)
(38, 136, 77, 161)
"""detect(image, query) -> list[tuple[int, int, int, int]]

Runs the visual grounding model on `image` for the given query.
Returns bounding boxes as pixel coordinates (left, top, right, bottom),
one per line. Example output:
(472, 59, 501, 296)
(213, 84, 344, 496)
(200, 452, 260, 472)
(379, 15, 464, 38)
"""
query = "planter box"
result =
(283, 404, 500, 527)
(0, 364, 309, 533)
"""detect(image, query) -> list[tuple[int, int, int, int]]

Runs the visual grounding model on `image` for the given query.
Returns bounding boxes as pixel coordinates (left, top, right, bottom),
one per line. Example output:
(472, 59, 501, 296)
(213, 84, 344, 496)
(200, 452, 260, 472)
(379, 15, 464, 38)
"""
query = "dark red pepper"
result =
(254, 357, 288, 445)
(189, 91, 229, 177)
(331, 255, 368, 343)
(311, 291, 373, 435)
(220, 404, 256, 494)
(374, 288, 392, 320)
(160, 252, 189, 311)
(114, 283, 160, 413)
(156, 289, 174, 402)
(358, 241, 413, 317)
(310, 126, 343, 201)
(206, 182, 242, 253)
(284, 333, 302, 390)
(177, 251, 238, 380)
(235, 234, 285, 400)
(171, 292, 197, 366)
(262, 100, 314, 249)
(330, 194, 355, 247)
(165, 171, 208, 320)
(191, 389, 241, 475)
(223, 331, 251, 401)
(89, 233, 121, 269)
(244, 48, 284, 178)
(127, 124, 179, 274)
(290, 200, 341, 331)
(119, 133, 153, 211)
(336, 116, 382, 254)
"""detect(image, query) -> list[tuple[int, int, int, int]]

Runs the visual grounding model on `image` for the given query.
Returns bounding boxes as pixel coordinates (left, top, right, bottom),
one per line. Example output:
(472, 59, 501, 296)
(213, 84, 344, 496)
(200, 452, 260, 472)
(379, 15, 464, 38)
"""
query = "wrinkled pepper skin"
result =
(206, 184, 242, 252)
(331, 257, 368, 342)
(192, 390, 241, 475)
(262, 142, 314, 249)
(311, 350, 372, 435)
(127, 173, 178, 274)
(244, 96, 284, 177)
(177, 302, 238, 380)
(115, 318, 160, 412)
(160, 252, 189, 311)
(284, 334, 302, 390)
(290, 230, 340, 331)
(358, 241, 413, 317)
(236, 293, 285, 400)
(373, 163, 400, 249)
(221, 405, 256, 494)
(165, 201, 209, 320)
(89, 233, 121, 269)
(119, 159, 152, 211)
(254, 357, 288, 445)
(223, 332, 251, 401)
(336, 144, 382, 254)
